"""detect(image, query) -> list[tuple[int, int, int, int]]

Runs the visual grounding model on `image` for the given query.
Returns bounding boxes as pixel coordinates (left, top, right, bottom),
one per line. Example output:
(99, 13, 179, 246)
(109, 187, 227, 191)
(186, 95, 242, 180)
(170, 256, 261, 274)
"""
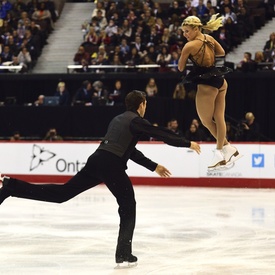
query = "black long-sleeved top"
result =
(98, 111, 191, 171)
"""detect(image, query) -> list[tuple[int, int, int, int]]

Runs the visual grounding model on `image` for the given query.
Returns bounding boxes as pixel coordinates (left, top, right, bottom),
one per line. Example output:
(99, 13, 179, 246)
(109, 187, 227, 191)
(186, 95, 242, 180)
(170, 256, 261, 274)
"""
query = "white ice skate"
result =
(222, 143, 239, 163)
(207, 149, 226, 171)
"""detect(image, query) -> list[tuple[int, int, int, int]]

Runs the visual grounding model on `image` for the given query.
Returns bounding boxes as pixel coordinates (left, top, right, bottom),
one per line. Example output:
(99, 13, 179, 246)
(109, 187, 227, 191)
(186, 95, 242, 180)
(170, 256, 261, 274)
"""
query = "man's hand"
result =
(155, 164, 171, 178)
(190, 141, 201, 154)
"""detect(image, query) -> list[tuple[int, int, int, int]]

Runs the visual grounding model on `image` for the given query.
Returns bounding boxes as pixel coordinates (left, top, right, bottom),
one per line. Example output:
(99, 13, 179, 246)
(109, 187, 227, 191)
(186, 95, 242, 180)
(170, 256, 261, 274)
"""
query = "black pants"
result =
(3, 150, 136, 259)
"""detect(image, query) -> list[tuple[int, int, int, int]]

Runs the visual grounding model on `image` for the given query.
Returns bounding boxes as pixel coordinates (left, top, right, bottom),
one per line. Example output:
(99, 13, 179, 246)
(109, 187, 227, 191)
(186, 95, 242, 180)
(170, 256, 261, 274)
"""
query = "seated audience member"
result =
(167, 118, 184, 137)
(191, 118, 209, 141)
(156, 46, 171, 72)
(185, 123, 205, 141)
(72, 80, 93, 106)
(236, 52, 257, 72)
(10, 131, 22, 141)
(31, 2, 53, 35)
(254, 51, 273, 70)
(108, 80, 125, 106)
(145, 77, 158, 97)
(91, 52, 110, 73)
(263, 32, 275, 53)
(236, 112, 261, 141)
(34, 94, 45, 106)
(54, 81, 70, 106)
(74, 58, 91, 73)
(73, 46, 90, 65)
(43, 128, 63, 141)
(173, 83, 186, 100)
(17, 47, 32, 71)
(169, 51, 179, 72)
(92, 80, 109, 105)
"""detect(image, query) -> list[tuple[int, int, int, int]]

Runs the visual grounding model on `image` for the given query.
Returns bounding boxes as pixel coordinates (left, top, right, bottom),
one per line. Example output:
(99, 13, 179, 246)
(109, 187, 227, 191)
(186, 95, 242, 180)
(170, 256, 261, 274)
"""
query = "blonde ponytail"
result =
(181, 13, 223, 32)
(202, 13, 223, 32)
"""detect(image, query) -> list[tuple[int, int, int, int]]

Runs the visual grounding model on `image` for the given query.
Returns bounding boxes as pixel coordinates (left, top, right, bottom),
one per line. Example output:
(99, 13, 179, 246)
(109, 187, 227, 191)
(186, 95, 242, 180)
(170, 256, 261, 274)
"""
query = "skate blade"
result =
(114, 262, 138, 269)
(208, 154, 244, 172)
(228, 154, 243, 164)
(208, 164, 232, 172)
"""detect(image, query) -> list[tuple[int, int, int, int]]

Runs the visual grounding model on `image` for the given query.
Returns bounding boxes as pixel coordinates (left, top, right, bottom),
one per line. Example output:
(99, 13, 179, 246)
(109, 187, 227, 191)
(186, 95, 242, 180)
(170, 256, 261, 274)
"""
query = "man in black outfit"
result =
(0, 90, 201, 268)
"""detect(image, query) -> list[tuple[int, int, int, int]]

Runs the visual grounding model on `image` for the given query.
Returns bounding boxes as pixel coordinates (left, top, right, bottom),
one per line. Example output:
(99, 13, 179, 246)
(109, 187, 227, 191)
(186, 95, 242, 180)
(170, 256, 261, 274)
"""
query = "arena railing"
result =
(66, 64, 193, 73)
(0, 65, 23, 73)
(66, 57, 227, 73)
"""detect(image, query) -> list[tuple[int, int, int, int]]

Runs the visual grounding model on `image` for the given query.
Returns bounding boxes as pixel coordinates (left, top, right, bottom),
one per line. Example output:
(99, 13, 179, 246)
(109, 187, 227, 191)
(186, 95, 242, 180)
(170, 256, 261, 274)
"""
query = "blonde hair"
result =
(182, 14, 223, 32)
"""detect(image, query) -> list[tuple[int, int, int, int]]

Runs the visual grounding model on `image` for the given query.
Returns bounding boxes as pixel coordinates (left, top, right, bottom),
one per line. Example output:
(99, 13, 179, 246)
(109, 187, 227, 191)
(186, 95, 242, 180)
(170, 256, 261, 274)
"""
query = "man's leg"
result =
(0, 153, 102, 204)
(102, 171, 136, 262)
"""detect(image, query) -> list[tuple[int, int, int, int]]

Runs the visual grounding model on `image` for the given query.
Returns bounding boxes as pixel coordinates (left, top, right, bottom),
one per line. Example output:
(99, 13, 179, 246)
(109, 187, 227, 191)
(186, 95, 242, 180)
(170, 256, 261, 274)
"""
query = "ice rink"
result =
(1, 185, 275, 275)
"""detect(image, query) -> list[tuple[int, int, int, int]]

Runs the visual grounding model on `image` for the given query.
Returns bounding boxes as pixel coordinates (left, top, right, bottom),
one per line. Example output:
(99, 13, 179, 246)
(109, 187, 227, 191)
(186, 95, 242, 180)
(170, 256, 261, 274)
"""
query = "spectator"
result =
(131, 35, 147, 59)
(119, 38, 130, 62)
(72, 80, 93, 106)
(191, 118, 209, 141)
(104, 18, 118, 45)
(73, 46, 90, 65)
(54, 81, 71, 106)
(93, 9, 108, 31)
(84, 26, 99, 46)
(74, 58, 91, 73)
(236, 112, 261, 141)
(118, 19, 132, 42)
(34, 94, 45, 106)
(169, 51, 179, 72)
(1, 45, 13, 63)
(140, 54, 158, 72)
(17, 46, 32, 71)
(0, 0, 12, 19)
(31, 2, 53, 35)
(108, 80, 125, 106)
(185, 123, 205, 141)
(125, 47, 140, 67)
(172, 83, 186, 99)
(110, 54, 124, 72)
(145, 77, 158, 97)
(43, 128, 63, 141)
(10, 131, 21, 141)
(156, 45, 171, 72)
(167, 118, 184, 136)
(236, 52, 257, 72)
(92, 80, 109, 105)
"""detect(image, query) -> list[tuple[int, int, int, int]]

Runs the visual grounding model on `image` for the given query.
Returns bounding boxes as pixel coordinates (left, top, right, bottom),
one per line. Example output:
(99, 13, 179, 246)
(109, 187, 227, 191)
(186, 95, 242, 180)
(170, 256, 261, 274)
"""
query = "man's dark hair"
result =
(125, 90, 146, 111)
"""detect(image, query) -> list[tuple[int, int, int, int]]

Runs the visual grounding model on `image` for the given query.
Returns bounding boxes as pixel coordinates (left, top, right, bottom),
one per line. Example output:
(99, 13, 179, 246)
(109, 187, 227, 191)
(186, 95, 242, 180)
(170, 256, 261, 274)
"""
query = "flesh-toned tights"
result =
(195, 79, 229, 150)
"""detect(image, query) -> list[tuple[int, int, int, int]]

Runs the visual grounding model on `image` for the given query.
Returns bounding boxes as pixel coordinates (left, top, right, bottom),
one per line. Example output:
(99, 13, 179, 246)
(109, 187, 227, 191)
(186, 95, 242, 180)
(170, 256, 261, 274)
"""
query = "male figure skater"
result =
(0, 90, 200, 268)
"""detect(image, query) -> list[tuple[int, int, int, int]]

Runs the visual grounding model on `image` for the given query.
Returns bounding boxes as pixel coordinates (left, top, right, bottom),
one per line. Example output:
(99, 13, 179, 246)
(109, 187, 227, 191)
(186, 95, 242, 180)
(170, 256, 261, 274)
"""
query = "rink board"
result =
(1, 142, 274, 188)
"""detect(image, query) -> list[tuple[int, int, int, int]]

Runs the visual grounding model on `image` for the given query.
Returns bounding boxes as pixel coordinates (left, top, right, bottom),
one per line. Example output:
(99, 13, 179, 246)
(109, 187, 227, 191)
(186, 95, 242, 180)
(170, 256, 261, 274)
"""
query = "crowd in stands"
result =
(72, 0, 275, 73)
(0, 0, 57, 72)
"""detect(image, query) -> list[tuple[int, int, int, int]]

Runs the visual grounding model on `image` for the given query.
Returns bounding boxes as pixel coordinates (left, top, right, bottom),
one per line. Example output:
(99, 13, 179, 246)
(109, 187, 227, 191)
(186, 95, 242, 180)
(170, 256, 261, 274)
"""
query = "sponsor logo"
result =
(30, 144, 56, 171)
(30, 144, 86, 173)
(252, 154, 264, 167)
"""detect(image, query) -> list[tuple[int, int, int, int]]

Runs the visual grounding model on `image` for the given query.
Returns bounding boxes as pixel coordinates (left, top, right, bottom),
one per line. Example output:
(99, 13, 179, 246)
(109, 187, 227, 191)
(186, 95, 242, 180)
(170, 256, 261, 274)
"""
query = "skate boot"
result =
(0, 174, 10, 205)
(115, 254, 138, 269)
(222, 143, 239, 163)
(208, 149, 226, 170)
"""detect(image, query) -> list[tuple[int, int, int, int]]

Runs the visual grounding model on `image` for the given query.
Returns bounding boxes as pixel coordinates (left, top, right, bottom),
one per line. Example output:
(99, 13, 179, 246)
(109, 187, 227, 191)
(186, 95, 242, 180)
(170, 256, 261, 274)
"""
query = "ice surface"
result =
(1, 185, 275, 275)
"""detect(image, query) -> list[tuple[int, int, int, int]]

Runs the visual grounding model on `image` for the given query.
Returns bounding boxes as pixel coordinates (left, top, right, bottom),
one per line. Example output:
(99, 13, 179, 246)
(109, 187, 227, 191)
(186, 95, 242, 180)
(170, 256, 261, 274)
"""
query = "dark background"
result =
(0, 71, 274, 140)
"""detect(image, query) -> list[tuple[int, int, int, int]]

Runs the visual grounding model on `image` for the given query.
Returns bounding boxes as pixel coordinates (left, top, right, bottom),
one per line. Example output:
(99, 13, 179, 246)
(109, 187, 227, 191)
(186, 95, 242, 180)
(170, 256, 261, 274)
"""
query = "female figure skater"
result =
(178, 14, 239, 169)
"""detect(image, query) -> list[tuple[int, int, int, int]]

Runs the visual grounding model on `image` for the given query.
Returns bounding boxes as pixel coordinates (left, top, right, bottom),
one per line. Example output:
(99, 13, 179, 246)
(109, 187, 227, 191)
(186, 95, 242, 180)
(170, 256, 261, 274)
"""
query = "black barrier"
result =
(0, 71, 275, 140)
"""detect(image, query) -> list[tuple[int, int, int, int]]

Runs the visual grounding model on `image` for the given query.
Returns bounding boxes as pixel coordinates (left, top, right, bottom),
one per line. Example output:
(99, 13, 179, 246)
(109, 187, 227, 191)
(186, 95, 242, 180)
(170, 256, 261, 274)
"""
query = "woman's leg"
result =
(196, 80, 228, 149)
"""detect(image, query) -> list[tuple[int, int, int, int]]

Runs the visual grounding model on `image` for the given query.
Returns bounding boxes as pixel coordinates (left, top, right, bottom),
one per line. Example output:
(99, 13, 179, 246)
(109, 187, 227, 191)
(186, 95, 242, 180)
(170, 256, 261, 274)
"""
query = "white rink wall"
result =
(1, 142, 274, 187)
